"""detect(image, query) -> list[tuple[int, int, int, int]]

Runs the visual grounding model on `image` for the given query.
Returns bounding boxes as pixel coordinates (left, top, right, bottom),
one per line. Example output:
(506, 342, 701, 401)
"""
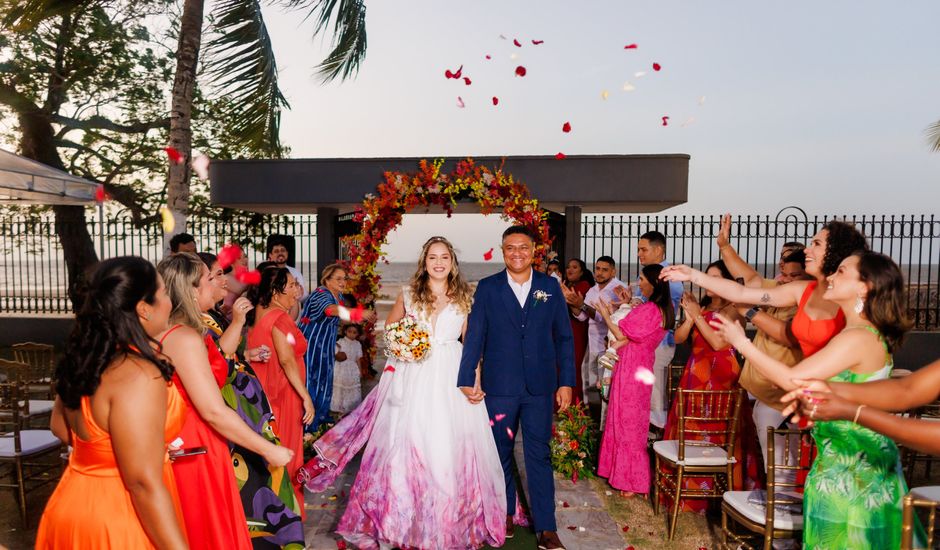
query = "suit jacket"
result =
(457, 269, 576, 396)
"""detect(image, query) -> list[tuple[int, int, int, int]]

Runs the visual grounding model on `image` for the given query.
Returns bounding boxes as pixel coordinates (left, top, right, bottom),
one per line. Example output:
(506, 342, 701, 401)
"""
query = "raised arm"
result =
(218, 296, 252, 355)
(110, 360, 188, 549)
(735, 305, 799, 348)
(163, 327, 292, 467)
(593, 299, 625, 341)
(716, 214, 763, 288)
(661, 265, 805, 308)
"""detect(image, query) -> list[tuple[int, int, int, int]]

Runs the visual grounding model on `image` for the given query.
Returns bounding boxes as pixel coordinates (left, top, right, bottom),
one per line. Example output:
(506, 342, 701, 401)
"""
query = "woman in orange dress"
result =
(661, 260, 762, 512)
(247, 266, 314, 506)
(157, 253, 292, 549)
(36, 256, 189, 549)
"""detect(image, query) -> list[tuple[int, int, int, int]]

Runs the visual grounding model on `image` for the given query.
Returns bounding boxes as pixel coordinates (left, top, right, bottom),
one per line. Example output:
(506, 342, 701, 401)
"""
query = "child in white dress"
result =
(332, 324, 364, 414)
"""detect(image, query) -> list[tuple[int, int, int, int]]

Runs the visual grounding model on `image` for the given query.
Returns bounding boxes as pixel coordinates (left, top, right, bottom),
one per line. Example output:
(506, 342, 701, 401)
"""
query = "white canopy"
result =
(0, 147, 97, 205)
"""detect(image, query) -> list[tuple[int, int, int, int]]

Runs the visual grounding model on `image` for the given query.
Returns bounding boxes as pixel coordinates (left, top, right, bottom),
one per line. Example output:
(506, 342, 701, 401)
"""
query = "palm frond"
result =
(285, 0, 367, 83)
(927, 119, 940, 153)
(204, 0, 289, 157)
(1, 0, 85, 31)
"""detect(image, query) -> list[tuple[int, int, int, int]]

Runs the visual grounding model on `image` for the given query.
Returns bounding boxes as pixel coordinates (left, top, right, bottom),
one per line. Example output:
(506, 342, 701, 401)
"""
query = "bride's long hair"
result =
(409, 236, 474, 316)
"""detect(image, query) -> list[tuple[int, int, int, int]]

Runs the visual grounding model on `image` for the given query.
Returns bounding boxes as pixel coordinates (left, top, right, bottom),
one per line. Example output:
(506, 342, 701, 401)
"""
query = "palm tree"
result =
(165, 0, 368, 245)
(928, 119, 940, 153)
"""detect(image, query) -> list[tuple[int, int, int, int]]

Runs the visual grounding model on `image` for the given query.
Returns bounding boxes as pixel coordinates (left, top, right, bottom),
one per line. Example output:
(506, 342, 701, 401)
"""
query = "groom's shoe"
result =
(537, 531, 566, 550)
(505, 515, 514, 539)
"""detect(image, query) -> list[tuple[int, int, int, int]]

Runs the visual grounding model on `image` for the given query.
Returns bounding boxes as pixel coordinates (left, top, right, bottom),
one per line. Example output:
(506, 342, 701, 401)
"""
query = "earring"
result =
(854, 296, 865, 314)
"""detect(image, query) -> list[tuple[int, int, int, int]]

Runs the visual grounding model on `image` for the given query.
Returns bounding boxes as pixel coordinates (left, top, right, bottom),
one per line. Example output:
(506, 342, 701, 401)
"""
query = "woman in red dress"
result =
(157, 253, 292, 549)
(247, 266, 315, 507)
(563, 258, 594, 404)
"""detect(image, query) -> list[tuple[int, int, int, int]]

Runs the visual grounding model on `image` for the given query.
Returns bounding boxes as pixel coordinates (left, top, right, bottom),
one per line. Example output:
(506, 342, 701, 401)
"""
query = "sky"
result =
(258, 1, 940, 261)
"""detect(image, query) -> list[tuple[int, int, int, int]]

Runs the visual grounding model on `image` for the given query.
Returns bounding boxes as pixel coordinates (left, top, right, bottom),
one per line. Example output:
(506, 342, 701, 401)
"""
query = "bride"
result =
(297, 236, 506, 549)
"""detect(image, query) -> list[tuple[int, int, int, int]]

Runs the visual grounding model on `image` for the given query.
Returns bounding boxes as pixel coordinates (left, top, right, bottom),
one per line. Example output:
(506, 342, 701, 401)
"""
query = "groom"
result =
(458, 226, 575, 550)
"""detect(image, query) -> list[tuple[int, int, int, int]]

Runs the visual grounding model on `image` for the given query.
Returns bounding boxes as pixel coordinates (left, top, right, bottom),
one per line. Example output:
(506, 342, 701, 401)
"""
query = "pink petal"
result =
(634, 368, 656, 385)
(506, 427, 514, 439)
(456, 96, 465, 108)
(191, 155, 210, 180)
(483, 248, 494, 261)
(489, 419, 495, 427)
(94, 185, 108, 203)
(624, 43, 638, 49)
(217, 243, 244, 270)
(485, 54, 492, 60)
(495, 413, 507, 422)
(286, 333, 296, 347)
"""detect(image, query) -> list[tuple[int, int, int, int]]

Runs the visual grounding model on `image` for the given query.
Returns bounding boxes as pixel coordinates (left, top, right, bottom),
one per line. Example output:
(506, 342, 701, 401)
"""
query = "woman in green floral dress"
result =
(710, 250, 912, 548)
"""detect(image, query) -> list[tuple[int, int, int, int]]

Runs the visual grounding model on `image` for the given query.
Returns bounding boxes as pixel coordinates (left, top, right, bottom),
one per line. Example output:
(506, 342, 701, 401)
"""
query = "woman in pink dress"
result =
(593, 263, 673, 496)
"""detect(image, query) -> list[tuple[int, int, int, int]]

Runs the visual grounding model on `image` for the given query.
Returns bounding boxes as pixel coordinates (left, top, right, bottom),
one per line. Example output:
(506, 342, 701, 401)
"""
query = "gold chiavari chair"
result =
(12, 342, 56, 400)
(0, 360, 54, 428)
(653, 387, 744, 540)
(901, 486, 940, 550)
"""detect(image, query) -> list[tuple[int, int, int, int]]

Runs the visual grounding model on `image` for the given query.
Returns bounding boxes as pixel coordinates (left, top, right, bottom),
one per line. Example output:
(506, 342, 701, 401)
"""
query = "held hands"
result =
(460, 385, 486, 405)
(780, 379, 834, 424)
(301, 397, 316, 426)
(231, 297, 254, 325)
(264, 444, 294, 468)
(716, 213, 732, 249)
(708, 312, 748, 348)
(556, 386, 573, 409)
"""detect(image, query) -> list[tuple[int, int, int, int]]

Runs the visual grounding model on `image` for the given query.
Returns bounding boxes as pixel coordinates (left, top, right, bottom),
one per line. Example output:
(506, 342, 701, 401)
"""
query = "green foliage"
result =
(551, 403, 599, 483)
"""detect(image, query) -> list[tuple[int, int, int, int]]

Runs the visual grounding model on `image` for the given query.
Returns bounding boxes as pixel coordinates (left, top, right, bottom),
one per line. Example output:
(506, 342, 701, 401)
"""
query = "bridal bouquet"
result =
(383, 315, 432, 362)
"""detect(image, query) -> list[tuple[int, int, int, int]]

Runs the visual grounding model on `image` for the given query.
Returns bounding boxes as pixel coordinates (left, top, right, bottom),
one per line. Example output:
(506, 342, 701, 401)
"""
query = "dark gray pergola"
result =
(210, 154, 690, 280)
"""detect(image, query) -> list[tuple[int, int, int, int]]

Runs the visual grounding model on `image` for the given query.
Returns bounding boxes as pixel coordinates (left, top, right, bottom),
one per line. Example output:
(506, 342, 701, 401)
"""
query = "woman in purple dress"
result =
(593, 263, 674, 497)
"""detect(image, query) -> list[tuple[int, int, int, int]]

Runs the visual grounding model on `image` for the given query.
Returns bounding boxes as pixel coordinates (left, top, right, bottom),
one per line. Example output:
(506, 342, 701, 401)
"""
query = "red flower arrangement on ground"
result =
(340, 158, 553, 343)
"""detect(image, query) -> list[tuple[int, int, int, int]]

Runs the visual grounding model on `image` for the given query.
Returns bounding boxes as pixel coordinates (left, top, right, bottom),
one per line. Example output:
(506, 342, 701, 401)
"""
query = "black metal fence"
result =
(580, 208, 939, 330)
(2, 208, 939, 329)
(0, 212, 317, 315)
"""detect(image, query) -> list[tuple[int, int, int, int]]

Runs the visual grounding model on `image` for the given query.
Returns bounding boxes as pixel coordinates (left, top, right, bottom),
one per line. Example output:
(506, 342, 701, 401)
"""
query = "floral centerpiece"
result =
(551, 402, 598, 483)
(383, 315, 432, 362)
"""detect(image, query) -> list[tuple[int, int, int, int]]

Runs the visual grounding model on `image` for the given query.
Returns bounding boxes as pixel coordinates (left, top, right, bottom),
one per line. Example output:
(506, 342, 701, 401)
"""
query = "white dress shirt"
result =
(506, 269, 533, 308)
(576, 277, 627, 354)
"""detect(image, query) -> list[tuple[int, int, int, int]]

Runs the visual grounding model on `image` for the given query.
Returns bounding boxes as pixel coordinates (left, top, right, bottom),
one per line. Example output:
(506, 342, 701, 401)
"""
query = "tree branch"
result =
(52, 113, 170, 133)
(0, 81, 41, 113)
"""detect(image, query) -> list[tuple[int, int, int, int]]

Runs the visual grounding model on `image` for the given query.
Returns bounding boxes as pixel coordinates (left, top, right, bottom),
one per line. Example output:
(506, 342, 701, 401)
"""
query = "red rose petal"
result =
(622, 526, 630, 532)
(555, 152, 566, 160)
(652, 62, 662, 71)
(234, 266, 261, 285)
(562, 501, 570, 508)
(623, 43, 638, 49)
(164, 146, 183, 164)
(453, 65, 463, 79)
(513, 39, 522, 47)
(384, 365, 396, 372)
(562, 122, 571, 133)
(445, 69, 453, 79)
(661, 116, 670, 126)
(532, 39, 544, 45)
(483, 248, 494, 261)
(566, 526, 577, 531)
(514, 66, 526, 77)
(463, 77, 472, 86)
(94, 184, 108, 203)
(492, 97, 499, 106)
(336, 540, 346, 549)
(456, 96, 465, 108)
(300, 316, 310, 325)
(485, 54, 492, 60)
(217, 243, 243, 270)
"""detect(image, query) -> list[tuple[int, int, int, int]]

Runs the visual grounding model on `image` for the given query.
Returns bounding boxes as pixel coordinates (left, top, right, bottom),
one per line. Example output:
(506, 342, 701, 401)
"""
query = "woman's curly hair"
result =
(409, 236, 473, 317)
(821, 220, 868, 276)
(55, 257, 174, 409)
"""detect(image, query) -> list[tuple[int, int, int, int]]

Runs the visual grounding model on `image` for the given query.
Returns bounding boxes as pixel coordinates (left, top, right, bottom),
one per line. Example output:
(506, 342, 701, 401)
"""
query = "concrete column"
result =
(564, 205, 582, 261)
(316, 207, 338, 284)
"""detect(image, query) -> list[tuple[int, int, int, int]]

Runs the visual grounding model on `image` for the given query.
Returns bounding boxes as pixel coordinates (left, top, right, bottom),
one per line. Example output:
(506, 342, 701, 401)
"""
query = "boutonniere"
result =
(532, 290, 551, 306)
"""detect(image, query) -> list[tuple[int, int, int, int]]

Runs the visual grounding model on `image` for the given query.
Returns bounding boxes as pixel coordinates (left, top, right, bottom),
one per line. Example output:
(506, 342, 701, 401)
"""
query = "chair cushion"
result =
(911, 486, 940, 502)
(649, 410, 668, 429)
(0, 430, 62, 457)
(653, 439, 735, 466)
(723, 490, 804, 531)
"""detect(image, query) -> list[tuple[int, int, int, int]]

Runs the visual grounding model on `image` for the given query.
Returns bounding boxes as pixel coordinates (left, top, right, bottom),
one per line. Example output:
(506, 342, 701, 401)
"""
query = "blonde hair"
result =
(409, 236, 473, 316)
(319, 263, 346, 286)
(157, 252, 206, 331)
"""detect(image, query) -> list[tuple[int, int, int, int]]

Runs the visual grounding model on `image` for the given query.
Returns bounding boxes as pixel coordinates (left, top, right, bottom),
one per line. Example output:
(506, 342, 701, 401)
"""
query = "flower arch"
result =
(340, 158, 553, 310)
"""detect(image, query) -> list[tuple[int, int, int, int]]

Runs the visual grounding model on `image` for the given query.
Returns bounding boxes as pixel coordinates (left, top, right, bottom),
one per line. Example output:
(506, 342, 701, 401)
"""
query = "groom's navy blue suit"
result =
(458, 269, 575, 532)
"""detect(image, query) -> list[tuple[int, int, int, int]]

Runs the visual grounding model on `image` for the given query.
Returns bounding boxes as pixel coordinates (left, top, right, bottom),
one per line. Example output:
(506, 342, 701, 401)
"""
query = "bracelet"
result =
(853, 404, 867, 424)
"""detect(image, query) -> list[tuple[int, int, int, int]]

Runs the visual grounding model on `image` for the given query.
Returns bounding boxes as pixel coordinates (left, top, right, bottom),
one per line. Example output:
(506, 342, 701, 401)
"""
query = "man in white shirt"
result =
(561, 256, 627, 393)
(266, 236, 309, 316)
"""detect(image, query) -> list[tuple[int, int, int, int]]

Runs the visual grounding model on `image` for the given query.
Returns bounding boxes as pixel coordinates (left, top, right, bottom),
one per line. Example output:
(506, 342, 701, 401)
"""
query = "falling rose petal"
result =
(483, 248, 494, 261)
(456, 96, 465, 108)
(562, 501, 570, 508)
(532, 39, 544, 45)
(495, 413, 507, 422)
(217, 243, 244, 270)
(286, 333, 296, 347)
(652, 62, 662, 71)
(698, 95, 707, 106)
(601, 90, 609, 100)
(336, 540, 347, 550)
(566, 526, 577, 531)
(635, 368, 656, 385)
(492, 97, 499, 106)
(300, 316, 310, 325)
(506, 427, 514, 439)
(513, 39, 522, 47)
(622, 82, 636, 92)
(445, 69, 453, 79)
(605, 490, 613, 496)
(623, 43, 638, 49)
(634, 71, 646, 78)
(453, 65, 463, 79)
(191, 155, 210, 180)
(95, 184, 108, 203)
(514, 66, 527, 77)
(383, 365, 395, 373)
(463, 77, 472, 86)
(661, 116, 670, 127)
(562, 122, 572, 133)
(485, 54, 492, 60)
(164, 146, 184, 164)
(337, 304, 365, 323)
(622, 525, 630, 533)
(159, 206, 175, 233)
(578, 527, 586, 532)
(489, 419, 495, 427)
(555, 152, 566, 160)
(235, 266, 262, 285)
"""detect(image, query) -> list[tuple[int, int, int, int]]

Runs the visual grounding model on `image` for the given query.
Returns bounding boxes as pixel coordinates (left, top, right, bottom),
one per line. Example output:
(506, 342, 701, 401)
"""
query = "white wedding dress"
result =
(297, 288, 506, 549)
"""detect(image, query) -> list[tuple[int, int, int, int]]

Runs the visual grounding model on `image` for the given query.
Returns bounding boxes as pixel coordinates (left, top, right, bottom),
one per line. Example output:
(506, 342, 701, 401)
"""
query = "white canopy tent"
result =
(0, 147, 97, 205)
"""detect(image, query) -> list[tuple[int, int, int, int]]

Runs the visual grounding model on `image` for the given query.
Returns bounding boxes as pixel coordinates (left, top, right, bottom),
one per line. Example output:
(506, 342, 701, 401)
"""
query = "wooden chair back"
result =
(0, 381, 27, 449)
(675, 387, 744, 462)
(12, 343, 55, 375)
(901, 489, 939, 550)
